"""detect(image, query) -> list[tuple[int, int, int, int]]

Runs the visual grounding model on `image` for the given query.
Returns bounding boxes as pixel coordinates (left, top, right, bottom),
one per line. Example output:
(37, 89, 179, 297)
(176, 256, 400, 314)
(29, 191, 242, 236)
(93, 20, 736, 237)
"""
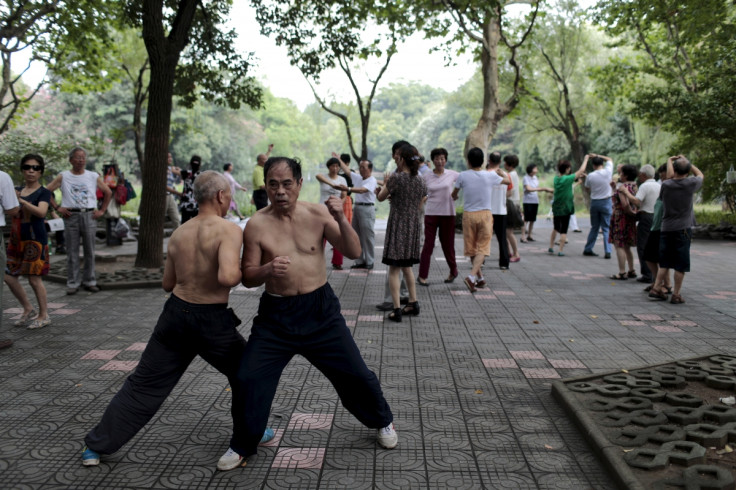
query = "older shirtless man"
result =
(217, 157, 397, 471)
(82, 171, 272, 468)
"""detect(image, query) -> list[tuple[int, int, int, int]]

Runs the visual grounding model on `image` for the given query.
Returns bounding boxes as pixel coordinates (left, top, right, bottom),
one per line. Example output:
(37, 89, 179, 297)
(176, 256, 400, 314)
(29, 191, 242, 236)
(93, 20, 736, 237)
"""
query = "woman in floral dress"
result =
(609, 164, 639, 280)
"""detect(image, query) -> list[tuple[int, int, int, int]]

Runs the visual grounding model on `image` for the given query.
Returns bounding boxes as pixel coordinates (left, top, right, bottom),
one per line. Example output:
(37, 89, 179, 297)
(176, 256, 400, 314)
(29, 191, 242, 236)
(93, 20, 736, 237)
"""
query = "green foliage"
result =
(694, 209, 736, 227)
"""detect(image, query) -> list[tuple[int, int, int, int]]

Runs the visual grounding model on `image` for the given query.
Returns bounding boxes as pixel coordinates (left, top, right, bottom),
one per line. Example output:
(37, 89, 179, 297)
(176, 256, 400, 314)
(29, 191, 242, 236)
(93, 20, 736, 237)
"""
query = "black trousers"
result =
(180, 208, 198, 224)
(253, 189, 268, 210)
(231, 283, 393, 457)
(492, 214, 509, 267)
(637, 212, 653, 280)
(85, 295, 246, 455)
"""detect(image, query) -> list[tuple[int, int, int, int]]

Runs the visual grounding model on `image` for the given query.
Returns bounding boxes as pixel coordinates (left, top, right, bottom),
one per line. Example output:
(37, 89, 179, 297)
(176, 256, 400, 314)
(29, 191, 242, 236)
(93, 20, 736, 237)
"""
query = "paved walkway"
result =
(2, 220, 735, 489)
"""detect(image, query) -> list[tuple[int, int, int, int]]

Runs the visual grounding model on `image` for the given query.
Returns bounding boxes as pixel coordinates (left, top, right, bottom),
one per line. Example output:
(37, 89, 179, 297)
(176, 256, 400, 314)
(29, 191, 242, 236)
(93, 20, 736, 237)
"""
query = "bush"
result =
(694, 209, 736, 226)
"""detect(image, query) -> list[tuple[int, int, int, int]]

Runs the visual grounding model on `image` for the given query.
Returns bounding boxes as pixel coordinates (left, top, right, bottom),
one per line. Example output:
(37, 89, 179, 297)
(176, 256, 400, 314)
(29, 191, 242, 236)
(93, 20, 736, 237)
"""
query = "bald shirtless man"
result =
(81, 171, 272, 467)
(216, 157, 397, 471)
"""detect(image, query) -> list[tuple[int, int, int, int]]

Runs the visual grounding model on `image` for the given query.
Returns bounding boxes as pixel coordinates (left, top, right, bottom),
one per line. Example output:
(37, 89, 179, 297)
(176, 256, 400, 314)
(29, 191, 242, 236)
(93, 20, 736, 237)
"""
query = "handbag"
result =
(115, 181, 128, 205)
(104, 167, 117, 188)
(125, 179, 136, 200)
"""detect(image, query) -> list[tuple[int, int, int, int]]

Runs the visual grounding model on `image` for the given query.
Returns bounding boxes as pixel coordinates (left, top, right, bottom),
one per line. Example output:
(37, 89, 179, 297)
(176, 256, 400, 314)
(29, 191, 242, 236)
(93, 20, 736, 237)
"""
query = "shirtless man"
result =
(217, 157, 397, 471)
(81, 171, 272, 468)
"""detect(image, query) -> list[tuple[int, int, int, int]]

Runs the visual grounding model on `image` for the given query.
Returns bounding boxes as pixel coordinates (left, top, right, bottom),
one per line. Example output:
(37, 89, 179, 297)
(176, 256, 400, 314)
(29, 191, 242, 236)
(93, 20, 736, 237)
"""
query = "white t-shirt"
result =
(585, 159, 614, 200)
(522, 175, 539, 204)
(509, 170, 520, 205)
(350, 172, 377, 204)
(0, 170, 19, 227)
(60, 170, 100, 209)
(635, 179, 661, 214)
(319, 175, 347, 204)
(455, 169, 503, 212)
(490, 177, 508, 215)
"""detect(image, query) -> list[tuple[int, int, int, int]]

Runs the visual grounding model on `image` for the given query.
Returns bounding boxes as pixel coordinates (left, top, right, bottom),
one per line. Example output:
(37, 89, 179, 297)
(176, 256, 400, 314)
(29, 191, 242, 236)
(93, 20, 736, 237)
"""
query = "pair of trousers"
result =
(165, 194, 180, 230)
(64, 211, 97, 288)
(352, 204, 376, 266)
(636, 212, 653, 279)
(418, 215, 457, 279)
(231, 283, 393, 457)
(584, 198, 612, 254)
(180, 208, 198, 224)
(85, 295, 246, 455)
(253, 189, 268, 210)
(492, 214, 509, 267)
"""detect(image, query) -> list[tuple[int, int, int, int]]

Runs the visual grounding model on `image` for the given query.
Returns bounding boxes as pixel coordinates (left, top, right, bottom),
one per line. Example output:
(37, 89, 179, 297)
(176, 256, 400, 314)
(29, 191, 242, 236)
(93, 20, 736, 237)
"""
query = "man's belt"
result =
(67, 208, 95, 212)
(355, 202, 374, 206)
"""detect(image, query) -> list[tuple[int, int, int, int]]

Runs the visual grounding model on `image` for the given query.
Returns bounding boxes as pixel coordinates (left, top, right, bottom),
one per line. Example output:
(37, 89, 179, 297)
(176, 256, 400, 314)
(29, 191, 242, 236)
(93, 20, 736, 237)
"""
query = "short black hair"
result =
(392, 140, 411, 154)
(620, 164, 639, 182)
(264, 157, 302, 181)
(488, 151, 502, 164)
(525, 163, 537, 175)
(326, 157, 340, 169)
(21, 153, 45, 174)
(557, 160, 571, 175)
(223, 163, 232, 172)
(430, 148, 448, 160)
(503, 154, 519, 168)
(340, 153, 351, 165)
(591, 157, 605, 168)
(467, 148, 484, 168)
(360, 159, 373, 170)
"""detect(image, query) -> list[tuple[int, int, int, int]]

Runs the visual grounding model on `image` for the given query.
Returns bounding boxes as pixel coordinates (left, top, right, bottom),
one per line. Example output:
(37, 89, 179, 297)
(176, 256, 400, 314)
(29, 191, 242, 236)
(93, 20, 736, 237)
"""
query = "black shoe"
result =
(636, 276, 652, 283)
(388, 308, 402, 322)
(376, 302, 394, 311)
(604, 253, 611, 259)
(402, 301, 420, 316)
(332, 264, 343, 270)
(350, 263, 366, 269)
(55, 247, 67, 254)
(400, 297, 409, 305)
(364, 264, 374, 270)
(583, 250, 598, 257)
(84, 285, 101, 293)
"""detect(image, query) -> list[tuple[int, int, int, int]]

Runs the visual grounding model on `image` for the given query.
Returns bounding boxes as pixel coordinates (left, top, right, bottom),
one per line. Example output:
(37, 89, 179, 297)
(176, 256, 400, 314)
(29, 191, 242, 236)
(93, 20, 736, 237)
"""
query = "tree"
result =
(0, 0, 116, 134)
(592, 0, 736, 206)
(252, 1, 410, 161)
(126, 0, 263, 268)
(413, 0, 541, 155)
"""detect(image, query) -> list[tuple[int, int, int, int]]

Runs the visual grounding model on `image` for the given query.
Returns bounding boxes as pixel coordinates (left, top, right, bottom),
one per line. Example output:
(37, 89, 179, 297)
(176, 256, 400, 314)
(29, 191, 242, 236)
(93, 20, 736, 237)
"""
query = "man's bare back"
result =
(164, 207, 242, 304)
(241, 159, 360, 296)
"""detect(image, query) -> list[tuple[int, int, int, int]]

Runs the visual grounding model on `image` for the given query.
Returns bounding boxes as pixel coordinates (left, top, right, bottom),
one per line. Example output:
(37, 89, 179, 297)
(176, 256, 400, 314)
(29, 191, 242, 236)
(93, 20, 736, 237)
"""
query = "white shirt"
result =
(635, 178, 661, 214)
(509, 170, 520, 205)
(350, 172, 377, 204)
(319, 175, 346, 203)
(490, 178, 508, 215)
(455, 169, 503, 212)
(60, 170, 99, 209)
(522, 175, 539, 204)
(0, 170, 19, 227)
(585, 159, 614, 200)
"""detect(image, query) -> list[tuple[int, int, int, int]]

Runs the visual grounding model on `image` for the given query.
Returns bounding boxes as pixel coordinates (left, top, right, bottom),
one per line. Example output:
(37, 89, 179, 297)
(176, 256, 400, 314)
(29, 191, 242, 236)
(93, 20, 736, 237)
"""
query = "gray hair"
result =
(673, 157, 691, 176)
(69, 147, 87, 159)
(193, 170, 228, 204)
(640, 164, 655, 179)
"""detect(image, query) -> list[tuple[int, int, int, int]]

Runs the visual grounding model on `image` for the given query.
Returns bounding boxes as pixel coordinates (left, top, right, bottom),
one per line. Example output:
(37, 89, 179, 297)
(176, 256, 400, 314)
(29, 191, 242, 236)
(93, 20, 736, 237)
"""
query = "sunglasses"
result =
(22, 164, 43, 171)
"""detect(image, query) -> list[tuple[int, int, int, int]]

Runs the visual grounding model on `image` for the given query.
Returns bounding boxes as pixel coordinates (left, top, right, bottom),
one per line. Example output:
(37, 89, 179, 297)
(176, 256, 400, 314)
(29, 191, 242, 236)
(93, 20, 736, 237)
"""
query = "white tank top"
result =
(60, 170, 99, 209)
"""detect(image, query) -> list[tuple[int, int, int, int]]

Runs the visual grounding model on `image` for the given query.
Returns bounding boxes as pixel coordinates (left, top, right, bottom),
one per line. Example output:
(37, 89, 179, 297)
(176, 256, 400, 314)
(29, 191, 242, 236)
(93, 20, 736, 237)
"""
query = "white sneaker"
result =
(217, 447, 247, 471)
(377, 423, 398, 449)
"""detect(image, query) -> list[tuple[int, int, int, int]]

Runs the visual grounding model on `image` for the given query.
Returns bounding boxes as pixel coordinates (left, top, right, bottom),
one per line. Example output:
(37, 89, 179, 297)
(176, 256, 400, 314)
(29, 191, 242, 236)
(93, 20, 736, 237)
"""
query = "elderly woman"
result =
(4, 154, 52, 329)
(609, 164, 639, 280)
(417, 148, 459, 286)
(377, 144, 427, 322)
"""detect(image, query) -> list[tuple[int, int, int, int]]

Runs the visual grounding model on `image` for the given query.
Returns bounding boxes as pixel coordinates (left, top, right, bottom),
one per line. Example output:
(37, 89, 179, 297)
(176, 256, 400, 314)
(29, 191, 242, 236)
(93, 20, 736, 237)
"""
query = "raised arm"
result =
(323, 196, 361, 258)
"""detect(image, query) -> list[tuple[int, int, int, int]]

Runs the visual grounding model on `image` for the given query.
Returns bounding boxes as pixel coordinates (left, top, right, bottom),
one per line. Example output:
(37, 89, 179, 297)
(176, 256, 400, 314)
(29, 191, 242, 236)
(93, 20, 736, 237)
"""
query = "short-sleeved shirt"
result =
(585, 160, 614, 200)
(422, 169, 459, 216)
(660, 176, 703, 232)
(319, 175, 347, 203)
(489, 175, 507, 215)
(508, 170, 521, 205)
(651, 199, 664, 232)
(0, 171, 20, 227)
(552, 174, 576, 216)
(17, 186, 52, 244)
(455, 169, 503, 212)
(252, 165, 265, 189)
(635, 179, 662, 214)
(350, 172, 377, 204)
(59, 170, 99, 209)
(522, 175, 539, 204)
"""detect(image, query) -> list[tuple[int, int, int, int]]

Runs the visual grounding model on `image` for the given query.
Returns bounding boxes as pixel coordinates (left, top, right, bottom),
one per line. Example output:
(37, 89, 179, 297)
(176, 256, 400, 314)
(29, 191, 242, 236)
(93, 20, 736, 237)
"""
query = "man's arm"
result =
(323, 196, 361, 259)
(691, 163, 704, 179)
(619, 185, 642, 207)
(331, 151, 351, 175)
(94, 177, 112, 219)
(265, 143, 274, 158)
(218, 223, 244, 287)
(162, 247, 176, 292)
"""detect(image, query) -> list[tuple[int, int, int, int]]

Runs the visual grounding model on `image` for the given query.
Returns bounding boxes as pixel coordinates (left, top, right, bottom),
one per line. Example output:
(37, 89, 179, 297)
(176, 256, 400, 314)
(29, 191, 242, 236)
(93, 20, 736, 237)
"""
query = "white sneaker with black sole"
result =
(377, 423, 398, 449)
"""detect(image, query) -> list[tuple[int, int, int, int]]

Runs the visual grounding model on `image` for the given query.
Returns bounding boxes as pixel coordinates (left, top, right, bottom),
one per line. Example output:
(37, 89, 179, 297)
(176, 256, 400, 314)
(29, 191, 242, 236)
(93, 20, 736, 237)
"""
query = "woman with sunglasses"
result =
(4, 154, 52, 329)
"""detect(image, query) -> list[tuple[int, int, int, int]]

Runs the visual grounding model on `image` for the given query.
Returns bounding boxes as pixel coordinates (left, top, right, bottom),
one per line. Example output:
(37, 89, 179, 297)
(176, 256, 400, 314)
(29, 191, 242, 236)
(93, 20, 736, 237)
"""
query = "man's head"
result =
(639, 164, 655, 181)
(190, 155, 202, 172)
(487, 151, 502, 169)
(223, 163, 233, 173)
(193, 170, 230, 216)
(256, 154, 268, 166)
(557, 160, 572, 175)
(264, 157, 303, 210)
(359, 159, 373, 179)
(503, 154, 519, 171)
(392, 140, 411, 163)
(657, 164, 667, 181)
(339, 153, 351, 166)
(673, 156, 691, 176)
(467, 147, 484, 169)
(591, 156, 605, 169)
(69, 147, 87, 172)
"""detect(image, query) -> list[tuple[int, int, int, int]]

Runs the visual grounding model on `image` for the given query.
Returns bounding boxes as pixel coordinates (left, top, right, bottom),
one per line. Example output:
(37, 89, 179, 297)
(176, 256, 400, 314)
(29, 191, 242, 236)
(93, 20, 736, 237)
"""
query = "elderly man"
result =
(619, 164, 661, 283)
(0, 169, 20, 350)
(251, 144, 273, 210)
(649, 155, 703, 304)
(81, 171, 273, 467)
(220, 156, 396, 471)
(582, 153, 614, 259)
(47, 147, 112, 295)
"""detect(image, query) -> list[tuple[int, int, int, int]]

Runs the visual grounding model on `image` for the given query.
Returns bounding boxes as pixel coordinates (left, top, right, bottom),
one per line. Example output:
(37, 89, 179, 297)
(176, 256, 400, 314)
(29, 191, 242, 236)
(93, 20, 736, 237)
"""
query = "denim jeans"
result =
(584, 198, 612, 254)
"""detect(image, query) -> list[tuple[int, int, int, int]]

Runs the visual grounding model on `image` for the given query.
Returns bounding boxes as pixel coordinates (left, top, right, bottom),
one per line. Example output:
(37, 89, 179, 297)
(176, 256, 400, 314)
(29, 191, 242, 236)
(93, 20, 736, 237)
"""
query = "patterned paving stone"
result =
(271, 448, 325, 469)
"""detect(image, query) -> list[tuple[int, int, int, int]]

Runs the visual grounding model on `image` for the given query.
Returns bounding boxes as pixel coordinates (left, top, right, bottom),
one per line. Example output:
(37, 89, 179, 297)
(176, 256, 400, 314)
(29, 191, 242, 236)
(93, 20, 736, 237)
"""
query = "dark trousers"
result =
(253, 189, 268, 210)
(85, 295, 246, 455)
(180, 208, 198, 224)
(419, 215, 457, 279)
(492, 214, 509, 267)
(105, 218, 122, 246)
(636, 212, 653, 280)
(231, 283, 393, 457)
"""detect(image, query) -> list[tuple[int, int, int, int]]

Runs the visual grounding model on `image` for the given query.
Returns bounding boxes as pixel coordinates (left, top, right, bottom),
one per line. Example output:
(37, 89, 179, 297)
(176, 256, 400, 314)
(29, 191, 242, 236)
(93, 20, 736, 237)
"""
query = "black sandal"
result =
(402, 301, 420, 316)
(627, 270, 637, 278)
(388, 308, 402, 322)
(444, 273, 457, 284)
(417, 278, 429, 287)
(610, 273, 628, 280)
